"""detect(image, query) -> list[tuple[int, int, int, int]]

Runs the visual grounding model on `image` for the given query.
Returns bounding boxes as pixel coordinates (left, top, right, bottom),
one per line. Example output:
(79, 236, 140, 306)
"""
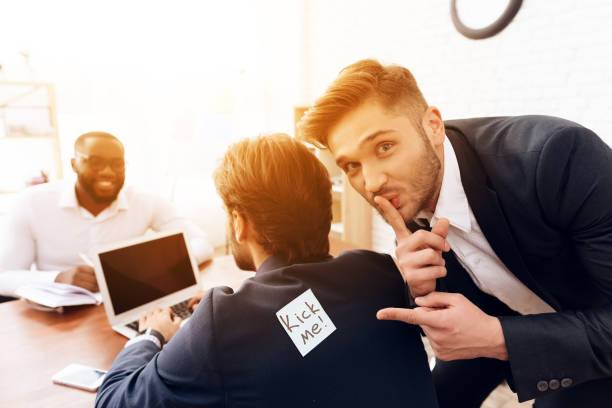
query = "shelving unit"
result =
(294, 106, 372, 250)
(0, 82, 61, 213)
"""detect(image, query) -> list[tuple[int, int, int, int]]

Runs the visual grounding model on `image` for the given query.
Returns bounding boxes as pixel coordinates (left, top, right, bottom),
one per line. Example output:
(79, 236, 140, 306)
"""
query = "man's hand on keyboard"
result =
(138, 308, 182, 342)
(187, 290, 205, 311)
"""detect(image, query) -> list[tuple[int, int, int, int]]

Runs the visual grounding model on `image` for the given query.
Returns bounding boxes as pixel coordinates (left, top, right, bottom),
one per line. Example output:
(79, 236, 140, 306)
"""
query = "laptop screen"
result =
(99, 233, 196, 315)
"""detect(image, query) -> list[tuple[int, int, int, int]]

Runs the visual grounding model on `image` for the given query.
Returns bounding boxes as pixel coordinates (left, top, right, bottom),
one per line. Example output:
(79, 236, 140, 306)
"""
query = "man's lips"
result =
(377, 194, 401, 209)
(95, 180, 116, 190)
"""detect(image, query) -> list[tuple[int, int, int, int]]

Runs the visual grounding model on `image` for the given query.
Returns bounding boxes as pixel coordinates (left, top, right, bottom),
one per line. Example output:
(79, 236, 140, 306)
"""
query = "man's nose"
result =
(97, 164, 116, 176)
(363, 166, 386, 193)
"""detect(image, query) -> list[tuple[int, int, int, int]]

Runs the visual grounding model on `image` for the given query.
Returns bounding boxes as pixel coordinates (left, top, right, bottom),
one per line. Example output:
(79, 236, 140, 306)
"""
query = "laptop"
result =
(92, 230, 201, 338)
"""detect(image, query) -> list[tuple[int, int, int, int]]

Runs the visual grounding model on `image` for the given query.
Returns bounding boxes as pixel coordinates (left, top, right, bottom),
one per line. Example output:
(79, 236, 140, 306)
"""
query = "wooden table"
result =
(0, 238, 359, 407)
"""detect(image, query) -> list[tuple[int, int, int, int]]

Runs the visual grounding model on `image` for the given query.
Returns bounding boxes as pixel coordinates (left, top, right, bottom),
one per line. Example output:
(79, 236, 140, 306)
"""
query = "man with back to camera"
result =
(95, 134, 438, 407)
(298, 59, 612, 407)
(0, 131, 213, 300)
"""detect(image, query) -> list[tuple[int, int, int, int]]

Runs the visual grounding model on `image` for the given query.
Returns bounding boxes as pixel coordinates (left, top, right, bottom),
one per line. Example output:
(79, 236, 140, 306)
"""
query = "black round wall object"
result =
(451, 0, 523, 40)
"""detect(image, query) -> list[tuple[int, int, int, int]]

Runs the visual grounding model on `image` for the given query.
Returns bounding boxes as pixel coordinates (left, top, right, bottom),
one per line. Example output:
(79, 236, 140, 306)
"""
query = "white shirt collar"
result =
(58, 181, 129, 214)
(58, 182, 79, 209)
(417, 137, 471, 233)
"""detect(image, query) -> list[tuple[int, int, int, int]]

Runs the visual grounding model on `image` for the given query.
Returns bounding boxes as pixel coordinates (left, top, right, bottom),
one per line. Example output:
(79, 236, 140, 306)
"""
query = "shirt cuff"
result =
(124, 334, 162, 349)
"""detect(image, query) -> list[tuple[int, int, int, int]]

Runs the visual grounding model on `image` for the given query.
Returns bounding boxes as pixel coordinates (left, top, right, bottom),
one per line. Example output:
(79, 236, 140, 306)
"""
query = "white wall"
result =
(302, 0, 612, 254)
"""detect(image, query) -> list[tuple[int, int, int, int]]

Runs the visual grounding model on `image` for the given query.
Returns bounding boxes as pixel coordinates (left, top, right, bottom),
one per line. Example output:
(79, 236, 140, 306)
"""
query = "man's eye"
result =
(89, 158, 104, 167)
(377, 142, 393, 153)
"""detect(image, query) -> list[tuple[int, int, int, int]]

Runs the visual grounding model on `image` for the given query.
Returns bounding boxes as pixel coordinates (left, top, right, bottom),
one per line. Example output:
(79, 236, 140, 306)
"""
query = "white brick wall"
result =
(303, 0, 612, 254)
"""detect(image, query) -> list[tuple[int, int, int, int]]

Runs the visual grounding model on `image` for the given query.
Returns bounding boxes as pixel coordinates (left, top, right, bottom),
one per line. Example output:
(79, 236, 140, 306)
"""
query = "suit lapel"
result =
(445, 128, 559, 310)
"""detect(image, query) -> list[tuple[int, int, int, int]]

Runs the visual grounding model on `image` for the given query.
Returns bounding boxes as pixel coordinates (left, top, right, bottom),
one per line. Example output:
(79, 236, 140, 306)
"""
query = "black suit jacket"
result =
(96, 250, 438, 407)
(437, 115, 612, 401)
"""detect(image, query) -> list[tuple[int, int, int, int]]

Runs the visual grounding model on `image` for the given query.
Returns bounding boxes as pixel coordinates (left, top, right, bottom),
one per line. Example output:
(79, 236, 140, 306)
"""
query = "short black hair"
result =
(74, 131, 124, 153)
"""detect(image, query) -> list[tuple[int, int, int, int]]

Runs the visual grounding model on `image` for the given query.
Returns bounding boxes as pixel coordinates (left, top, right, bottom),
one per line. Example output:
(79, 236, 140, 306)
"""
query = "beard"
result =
(372, 132, 441, 223)
(77, 173, 124, 204)
(228, 222, 256, 271)
(400, 140, 441, 220)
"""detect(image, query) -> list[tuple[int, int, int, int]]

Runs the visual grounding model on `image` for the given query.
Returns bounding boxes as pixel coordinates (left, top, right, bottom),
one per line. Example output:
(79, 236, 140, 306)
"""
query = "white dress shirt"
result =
(0, 181, 213, 297)
(417, 138, 554, 315)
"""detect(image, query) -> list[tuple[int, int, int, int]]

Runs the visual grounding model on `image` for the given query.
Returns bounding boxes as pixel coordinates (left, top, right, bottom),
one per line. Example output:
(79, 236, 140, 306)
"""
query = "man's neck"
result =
(252, 247, 273, 271)
(74, 184, 112, 217)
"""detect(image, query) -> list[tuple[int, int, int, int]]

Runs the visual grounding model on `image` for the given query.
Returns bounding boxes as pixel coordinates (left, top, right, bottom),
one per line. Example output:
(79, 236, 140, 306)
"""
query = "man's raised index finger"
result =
(374, 196, 411, 240)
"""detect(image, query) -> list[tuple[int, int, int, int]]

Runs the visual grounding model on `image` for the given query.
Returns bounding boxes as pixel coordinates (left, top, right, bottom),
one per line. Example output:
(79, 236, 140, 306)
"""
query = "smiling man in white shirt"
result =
(0, 131, 213, 298)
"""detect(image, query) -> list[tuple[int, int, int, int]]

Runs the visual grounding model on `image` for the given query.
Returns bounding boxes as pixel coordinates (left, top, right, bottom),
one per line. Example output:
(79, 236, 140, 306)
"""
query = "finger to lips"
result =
(374, 196, 411, 240)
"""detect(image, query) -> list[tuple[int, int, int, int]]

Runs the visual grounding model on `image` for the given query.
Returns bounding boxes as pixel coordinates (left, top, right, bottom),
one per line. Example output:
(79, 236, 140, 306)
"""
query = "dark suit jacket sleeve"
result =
(499, 126, 612, 401)
(95, 289, 227, 408)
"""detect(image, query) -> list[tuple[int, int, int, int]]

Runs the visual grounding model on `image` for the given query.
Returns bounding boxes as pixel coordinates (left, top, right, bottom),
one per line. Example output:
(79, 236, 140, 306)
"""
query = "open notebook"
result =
(15, 282, 102, 312)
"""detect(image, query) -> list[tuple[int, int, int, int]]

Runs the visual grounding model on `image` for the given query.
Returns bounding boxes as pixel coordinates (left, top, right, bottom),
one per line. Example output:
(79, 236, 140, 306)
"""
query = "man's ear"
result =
(232, 210, 248, 243)
(421, 106, 445, 148)
(71, 157, 78, 174)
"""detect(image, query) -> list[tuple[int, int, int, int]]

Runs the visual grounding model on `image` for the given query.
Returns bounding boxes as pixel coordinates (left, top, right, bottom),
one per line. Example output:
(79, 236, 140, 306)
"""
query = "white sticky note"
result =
(276, 289, 336, 357)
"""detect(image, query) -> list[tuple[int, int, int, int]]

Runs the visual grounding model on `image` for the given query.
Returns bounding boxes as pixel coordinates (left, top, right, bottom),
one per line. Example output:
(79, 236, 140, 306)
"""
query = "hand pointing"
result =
(377, 291, 509, 361)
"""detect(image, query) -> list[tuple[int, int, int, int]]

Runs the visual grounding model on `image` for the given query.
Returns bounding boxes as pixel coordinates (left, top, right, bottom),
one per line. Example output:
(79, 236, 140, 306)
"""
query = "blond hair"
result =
(298, 59, 428, 149)
(214, 133, 332, 263)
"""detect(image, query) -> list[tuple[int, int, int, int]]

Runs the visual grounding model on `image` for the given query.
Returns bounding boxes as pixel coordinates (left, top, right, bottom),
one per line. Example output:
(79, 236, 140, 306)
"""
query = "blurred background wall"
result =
(2, 0, 611, 252)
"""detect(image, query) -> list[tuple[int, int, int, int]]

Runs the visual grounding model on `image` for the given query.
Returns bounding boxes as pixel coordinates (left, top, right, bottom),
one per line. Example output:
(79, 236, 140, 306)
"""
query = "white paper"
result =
(276, 289, 336, 357)
(15, 282, 102, 308)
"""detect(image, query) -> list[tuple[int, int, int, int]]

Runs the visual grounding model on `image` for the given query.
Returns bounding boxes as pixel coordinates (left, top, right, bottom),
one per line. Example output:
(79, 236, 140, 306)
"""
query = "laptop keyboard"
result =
(126, 299, 193, 333)
(171, 299, 192, 319)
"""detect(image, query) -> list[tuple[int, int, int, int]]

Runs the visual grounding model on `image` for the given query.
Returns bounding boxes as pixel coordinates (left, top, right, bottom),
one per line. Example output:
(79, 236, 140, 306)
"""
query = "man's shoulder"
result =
(444, 115, 583, 135)
(445, 115, 588, 156)
(331, 249, 395, 270)
(273, 250, 396, 277)
(17, 181, 66, 203)
(211, 250, 399, 307)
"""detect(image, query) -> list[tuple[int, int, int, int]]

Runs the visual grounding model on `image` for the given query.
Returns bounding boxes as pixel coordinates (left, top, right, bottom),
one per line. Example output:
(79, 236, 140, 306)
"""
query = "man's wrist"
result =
(143, 327, 166, 346)
(488, 317, 509, 360)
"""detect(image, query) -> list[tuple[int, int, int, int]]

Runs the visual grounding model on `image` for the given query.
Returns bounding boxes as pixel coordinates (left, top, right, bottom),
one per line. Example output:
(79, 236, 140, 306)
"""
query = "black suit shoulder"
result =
(211, 249, 401, 306)
(445, 115, 586, 156)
